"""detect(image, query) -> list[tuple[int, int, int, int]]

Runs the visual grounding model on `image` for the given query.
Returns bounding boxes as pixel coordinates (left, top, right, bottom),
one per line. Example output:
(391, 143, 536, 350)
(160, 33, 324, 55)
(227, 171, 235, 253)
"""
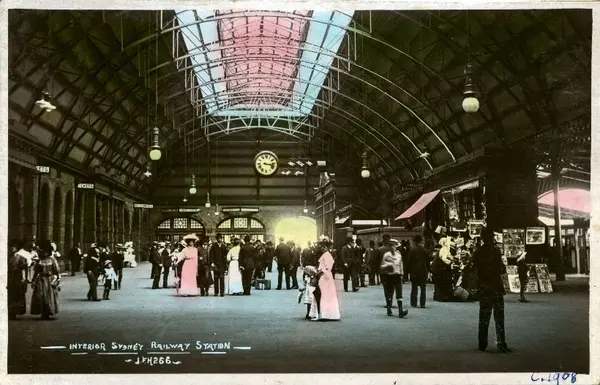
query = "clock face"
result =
(254, 151, 279, 176)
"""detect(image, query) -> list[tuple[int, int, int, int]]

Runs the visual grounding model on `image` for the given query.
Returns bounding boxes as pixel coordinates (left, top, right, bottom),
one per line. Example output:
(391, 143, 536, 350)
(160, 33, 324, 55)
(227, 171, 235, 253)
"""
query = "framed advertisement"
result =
(468, 220, 485, 238)
(526, 227, 546, 245)
(502, 228, 525, 258)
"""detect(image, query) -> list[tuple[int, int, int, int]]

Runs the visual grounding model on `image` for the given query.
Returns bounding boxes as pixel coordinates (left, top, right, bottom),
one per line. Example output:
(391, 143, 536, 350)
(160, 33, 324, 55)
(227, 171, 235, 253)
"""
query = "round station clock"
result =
(254, 150, 279, 176)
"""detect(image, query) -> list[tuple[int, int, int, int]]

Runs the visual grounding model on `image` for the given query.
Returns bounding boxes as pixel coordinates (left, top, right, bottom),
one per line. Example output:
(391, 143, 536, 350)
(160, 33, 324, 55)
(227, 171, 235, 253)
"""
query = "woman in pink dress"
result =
(177, 234, 199, 296)
(313, 236, 341, 321)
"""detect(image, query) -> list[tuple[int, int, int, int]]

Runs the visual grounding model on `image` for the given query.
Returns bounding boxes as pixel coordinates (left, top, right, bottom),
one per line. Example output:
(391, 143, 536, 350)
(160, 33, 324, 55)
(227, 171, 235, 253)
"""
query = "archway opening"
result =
(65, 191, 73, 251)
(53, 186, 63, 251)
(38, 184, 50, 241)
(274, 216, 317, 249)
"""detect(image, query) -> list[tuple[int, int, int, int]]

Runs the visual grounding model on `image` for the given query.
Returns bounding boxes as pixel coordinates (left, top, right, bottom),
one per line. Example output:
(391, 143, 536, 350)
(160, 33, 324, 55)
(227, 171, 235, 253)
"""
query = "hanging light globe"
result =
(303, 207, 308, 214)
(205, 201, 211, 208)
(149, 146, 162, 161)
(361, 168, 371, 179)
(462, 96, 480, 114)
(182, 197, 188, 203)
(189, 185, 197, 195)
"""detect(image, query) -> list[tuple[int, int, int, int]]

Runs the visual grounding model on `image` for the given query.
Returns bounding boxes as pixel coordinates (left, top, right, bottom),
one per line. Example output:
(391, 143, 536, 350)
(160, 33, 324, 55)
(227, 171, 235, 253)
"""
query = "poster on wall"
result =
(525, 264, 540, 293)
(502, 228, 525, 258)
(535, 264, 553, 293)
(468, 220, 485, 238)
(494, 232, 504, 244)
(526, 227, 546, 245)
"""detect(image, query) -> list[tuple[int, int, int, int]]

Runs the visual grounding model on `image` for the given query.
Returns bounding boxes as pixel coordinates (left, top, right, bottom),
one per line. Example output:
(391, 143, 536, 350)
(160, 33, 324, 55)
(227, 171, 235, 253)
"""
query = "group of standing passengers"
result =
(8, 238, 60, 320)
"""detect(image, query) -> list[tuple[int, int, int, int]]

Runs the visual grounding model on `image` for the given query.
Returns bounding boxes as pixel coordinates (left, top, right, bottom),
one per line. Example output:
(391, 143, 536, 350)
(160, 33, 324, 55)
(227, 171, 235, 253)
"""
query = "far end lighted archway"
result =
(538, 188, 591, 214)
(274, 216, 317, 249)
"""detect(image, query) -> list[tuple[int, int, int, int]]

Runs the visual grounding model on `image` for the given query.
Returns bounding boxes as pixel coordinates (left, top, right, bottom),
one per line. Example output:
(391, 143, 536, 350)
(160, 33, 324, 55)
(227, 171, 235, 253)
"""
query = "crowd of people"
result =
(7, 226, 513, 352)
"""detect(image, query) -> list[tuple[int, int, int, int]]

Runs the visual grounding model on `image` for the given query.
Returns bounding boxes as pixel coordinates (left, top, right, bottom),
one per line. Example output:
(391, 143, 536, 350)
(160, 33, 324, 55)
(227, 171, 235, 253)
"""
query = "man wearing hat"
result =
(83, 242, 101, 301)
(151, 242, 166, 289)
(161, 241, 172, 289)
(149, 242, 159, 279)
(112, 244, 125, 290)
(209, 233, 228, 297)
(239, 235, 257, 295)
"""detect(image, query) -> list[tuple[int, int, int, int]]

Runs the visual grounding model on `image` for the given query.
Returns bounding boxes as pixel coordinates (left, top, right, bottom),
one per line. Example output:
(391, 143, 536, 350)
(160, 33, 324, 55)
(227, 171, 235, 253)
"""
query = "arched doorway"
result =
(64, 190, 74, 251)
(274, 216, 317, 249)
(155, 217, 206, 245)
(74, 193, 83, 245)
(124, 208, 131, 241)
(38, 183, 50, 241)
(8, 177, 22, 242)
(53, 186, 63, 251)
(216, 216, 266, 244)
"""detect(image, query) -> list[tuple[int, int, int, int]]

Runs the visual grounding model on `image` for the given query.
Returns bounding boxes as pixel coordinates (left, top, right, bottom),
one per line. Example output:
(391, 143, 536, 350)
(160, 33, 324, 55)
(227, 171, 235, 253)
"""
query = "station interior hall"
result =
(6, 9, 591, 375)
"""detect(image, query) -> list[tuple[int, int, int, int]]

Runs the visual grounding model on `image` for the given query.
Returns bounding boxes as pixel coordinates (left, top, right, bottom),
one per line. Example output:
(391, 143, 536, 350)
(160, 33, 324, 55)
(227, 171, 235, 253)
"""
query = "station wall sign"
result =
(36, 165, 50, 174)
(221, 207, 260, 213)
(77, 183, 95, 190)
(134, 204, 154, 209)
(351, 220, 388, 226)
(179, 208, 200, 212)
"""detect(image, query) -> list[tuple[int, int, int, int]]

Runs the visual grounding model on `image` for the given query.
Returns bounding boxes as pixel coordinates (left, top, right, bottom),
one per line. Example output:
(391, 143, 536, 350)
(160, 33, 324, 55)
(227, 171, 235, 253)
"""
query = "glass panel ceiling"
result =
(175, 10, 354, 118)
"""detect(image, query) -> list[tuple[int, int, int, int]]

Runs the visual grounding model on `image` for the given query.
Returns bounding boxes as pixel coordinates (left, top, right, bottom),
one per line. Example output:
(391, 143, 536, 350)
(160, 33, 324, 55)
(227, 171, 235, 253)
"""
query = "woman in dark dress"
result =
(30, 240, 60, 320)
(8, 239, 28, 320)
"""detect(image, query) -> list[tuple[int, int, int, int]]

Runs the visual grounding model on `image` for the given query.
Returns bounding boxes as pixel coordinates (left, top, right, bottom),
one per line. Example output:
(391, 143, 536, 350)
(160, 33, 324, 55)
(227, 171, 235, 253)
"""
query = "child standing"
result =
(101, 260, 118, 300)
(299, 266, 319, 319)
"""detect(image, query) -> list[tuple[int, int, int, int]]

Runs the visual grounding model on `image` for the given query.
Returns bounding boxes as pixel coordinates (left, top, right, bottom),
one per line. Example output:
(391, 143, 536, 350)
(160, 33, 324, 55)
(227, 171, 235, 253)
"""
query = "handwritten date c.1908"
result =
(530, 372, 577, 384)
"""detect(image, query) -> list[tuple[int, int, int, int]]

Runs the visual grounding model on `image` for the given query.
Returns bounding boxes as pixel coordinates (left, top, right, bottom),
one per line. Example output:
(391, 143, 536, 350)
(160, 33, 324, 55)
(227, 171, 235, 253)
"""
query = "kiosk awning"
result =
(395, 190, 440, 220)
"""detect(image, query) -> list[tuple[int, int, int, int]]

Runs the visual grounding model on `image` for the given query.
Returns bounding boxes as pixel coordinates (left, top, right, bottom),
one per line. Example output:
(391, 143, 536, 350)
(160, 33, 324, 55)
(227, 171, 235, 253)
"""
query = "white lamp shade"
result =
(303, 208, 308, 214)
(149, 147, 162, 161)
(462, 96, 480, 113)
(189, 186, 197, 195)
(361, 168, 371, 178)
(205, 201, 211, 208)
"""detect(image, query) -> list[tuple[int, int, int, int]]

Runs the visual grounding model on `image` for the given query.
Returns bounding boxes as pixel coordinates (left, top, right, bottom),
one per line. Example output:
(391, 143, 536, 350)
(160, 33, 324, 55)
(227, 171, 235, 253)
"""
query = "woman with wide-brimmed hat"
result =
(8, 239, 28, 320)
(176, 234, 199, 296)
(30, 240, 61, 320)
(311, 235, 341, 321)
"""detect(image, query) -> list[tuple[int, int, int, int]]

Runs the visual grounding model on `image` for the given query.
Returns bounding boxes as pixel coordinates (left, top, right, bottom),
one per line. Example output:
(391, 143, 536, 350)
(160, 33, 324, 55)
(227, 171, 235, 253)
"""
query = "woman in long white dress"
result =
(270, 257, 279, 289)
(225, 238, 243, 295)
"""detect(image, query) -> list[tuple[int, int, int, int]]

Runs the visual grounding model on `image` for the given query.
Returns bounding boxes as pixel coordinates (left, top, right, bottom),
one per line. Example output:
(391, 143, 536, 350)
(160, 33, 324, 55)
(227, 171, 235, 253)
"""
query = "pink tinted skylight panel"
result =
(538, 189, 591, 213)
(217, 10, 309, 110)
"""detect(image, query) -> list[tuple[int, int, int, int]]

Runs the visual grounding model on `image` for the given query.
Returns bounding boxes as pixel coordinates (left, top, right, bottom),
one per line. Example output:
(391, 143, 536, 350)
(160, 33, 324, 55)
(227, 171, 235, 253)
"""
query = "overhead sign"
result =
(221, 207, 260, 213)
(351, 220, 388, 226)
(77, 183, 95, 190)
(134, 204, 153, 209)
(179, 208, 200, 212)
(36, 166, 50, 174)
(161, 208, 179, 213)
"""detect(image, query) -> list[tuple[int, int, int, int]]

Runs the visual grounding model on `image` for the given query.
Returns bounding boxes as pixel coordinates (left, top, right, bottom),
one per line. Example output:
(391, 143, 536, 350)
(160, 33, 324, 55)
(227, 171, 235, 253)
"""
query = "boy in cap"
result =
(101, 260, 118, 300)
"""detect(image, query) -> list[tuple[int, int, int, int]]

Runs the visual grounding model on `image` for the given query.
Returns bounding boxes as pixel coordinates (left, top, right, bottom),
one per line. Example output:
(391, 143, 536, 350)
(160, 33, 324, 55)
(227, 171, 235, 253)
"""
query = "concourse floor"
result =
(8, 263, 589, 374)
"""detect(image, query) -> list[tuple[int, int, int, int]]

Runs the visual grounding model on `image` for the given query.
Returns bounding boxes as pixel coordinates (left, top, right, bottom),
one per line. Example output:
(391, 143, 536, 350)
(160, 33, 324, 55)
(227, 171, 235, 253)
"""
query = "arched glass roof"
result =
(174, 10, 353, 117)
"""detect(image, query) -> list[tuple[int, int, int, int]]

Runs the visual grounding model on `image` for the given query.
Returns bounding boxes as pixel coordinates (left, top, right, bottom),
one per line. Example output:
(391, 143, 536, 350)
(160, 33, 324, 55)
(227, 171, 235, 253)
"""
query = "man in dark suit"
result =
(275, 237, 292, 290)
(341, 237, 359, 292)
(302, 241, 316, 267)
(209, 233, 228, 297)
(355, 239, 367, 287)
(474, 228, 511, 353)
(239, 235, 257, 295)
(289, 242, 301, 289)
(84, 242, 101, 301)
(407, 235, 430, 308)
(150, 242, 163, 289)
(112, 244, 125, 290)
(161, 243, 172, 289)
(69, 242, 83, 276)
